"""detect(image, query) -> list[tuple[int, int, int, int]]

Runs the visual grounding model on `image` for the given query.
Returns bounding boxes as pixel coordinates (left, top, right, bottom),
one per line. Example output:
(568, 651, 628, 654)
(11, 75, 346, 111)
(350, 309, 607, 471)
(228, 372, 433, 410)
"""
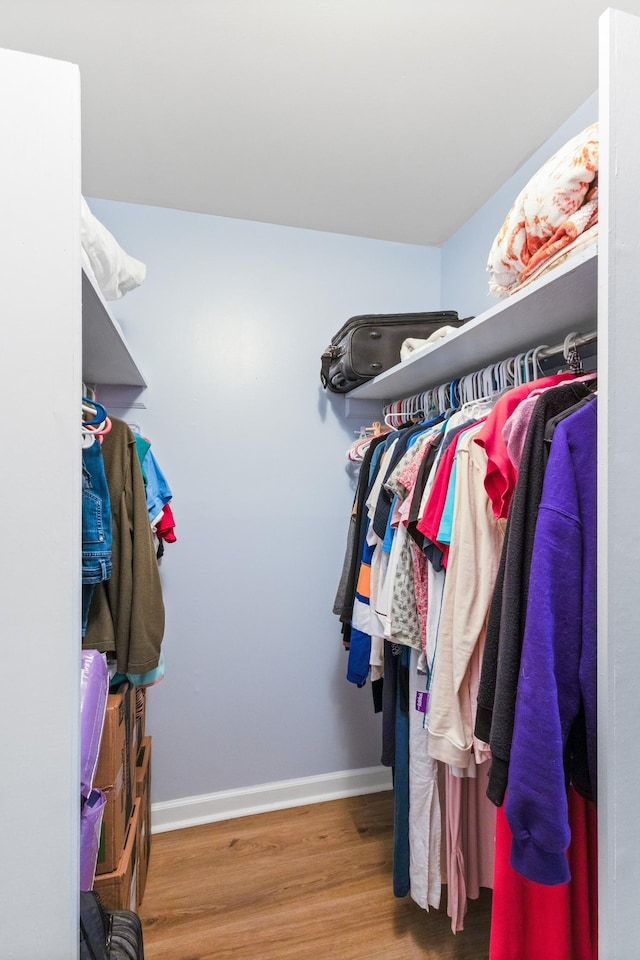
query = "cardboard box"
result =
(94, 684, 130, 875)
(135, 687, 146, 750)
(135, 736, 152, 906)
(136, 735, 151, 796)
(94, 799, 141, 912)
(124, 683, 136, 823)
(94, 684, 128, 792)
(95, 766, 126, 876)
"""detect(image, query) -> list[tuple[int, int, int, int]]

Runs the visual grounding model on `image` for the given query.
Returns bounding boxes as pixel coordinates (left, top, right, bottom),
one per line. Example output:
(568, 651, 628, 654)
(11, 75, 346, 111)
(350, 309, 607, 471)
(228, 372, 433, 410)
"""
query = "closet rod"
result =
(536, 329, 597, 361)
(382, 329, 597, 422)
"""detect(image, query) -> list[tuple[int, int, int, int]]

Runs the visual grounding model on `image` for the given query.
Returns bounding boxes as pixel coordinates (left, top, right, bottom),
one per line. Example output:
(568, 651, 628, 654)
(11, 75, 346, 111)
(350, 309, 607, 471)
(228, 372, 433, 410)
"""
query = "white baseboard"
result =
(151, 765, 392, 834)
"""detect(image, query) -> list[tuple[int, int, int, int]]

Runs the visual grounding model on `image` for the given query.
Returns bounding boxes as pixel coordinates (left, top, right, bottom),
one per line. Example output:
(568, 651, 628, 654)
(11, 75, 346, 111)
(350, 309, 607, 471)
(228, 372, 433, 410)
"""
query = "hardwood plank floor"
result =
(139, 791, 491, 960)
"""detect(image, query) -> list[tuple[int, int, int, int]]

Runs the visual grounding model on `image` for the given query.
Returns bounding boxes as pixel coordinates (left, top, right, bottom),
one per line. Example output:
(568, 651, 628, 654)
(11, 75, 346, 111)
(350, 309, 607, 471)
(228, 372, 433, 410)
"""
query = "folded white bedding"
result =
(81, 197, 146, 301)
(400, 325, 460, 362)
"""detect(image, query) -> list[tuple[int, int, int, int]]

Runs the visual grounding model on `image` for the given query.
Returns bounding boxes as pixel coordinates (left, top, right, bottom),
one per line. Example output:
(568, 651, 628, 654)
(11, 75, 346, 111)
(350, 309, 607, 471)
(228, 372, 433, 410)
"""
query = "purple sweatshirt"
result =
(505, 398, 597, 886)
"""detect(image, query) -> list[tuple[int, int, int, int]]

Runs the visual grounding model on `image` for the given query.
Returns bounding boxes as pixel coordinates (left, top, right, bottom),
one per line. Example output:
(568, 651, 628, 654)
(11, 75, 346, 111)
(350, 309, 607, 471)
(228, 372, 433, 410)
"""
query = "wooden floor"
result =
(138, 791, 491, 960)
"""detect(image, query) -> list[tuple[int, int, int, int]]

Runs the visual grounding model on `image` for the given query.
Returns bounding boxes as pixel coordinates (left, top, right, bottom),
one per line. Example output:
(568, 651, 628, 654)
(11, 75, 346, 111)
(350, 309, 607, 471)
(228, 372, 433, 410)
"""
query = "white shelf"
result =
(82, 268, 147, 387)
(348, 244, 598, 401)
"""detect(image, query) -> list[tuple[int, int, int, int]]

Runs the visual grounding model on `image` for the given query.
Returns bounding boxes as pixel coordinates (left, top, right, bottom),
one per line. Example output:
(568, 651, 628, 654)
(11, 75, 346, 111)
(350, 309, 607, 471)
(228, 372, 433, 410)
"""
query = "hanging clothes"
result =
(133, 429, 177, 553)
(332, 362, 597, 947)
(425, 424, 504, 769)
(444, 761, 496, 933)
(475, 380, 595, 805)
(505, 398, 597, 883)
(81, 435, 112, 635)
(408, 647, 442, 912)
(83, 417, 165, 676)
(333, 431, 389, 652)
(490, 798, 597, 960)
(473, 371, 578, 520)
(81, 398, 113, 635)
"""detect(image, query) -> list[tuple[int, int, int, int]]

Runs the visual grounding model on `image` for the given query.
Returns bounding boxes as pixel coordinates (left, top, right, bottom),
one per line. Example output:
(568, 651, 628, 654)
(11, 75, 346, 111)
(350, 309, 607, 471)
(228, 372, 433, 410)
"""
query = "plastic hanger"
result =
(82, 397, 108, 426)
(381, 333, 579, 432)
(531, 344, 548, 379)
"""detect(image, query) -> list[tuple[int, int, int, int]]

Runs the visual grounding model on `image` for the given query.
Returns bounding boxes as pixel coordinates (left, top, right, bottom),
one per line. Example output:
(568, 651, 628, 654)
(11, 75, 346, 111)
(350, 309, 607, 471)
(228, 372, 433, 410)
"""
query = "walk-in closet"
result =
(3, 5, 640, 959)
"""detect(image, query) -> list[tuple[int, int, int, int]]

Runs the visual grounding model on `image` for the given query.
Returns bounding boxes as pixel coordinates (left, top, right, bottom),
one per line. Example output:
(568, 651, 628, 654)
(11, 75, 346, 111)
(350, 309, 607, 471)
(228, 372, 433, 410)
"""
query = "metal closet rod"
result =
(383, 329, 598, 416)
(537, 329, 597, 360)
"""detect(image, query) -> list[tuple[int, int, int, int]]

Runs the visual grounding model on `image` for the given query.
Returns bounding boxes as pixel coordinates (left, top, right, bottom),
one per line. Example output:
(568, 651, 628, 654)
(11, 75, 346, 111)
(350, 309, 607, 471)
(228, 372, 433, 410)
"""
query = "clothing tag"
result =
(415, 690, 429, 713)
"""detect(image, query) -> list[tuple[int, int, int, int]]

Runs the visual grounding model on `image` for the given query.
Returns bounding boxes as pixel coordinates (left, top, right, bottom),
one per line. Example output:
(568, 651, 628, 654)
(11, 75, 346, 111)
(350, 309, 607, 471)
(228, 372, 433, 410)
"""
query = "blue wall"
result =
(90, 92, 600, 807)
(89, 199, 442, 803)
(441, 93, 598, 319)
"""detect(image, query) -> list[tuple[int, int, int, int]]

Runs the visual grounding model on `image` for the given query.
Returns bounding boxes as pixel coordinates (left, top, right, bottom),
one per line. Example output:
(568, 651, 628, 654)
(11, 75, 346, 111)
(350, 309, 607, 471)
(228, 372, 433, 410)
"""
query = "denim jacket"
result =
(82, 438, 112, 632)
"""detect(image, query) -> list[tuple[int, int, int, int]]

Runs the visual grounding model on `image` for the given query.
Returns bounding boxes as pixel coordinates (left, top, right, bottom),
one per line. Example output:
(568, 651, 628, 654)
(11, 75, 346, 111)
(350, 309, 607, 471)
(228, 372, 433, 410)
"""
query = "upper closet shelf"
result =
(82, 268, 147, 387)
(348, 245, 598, 401)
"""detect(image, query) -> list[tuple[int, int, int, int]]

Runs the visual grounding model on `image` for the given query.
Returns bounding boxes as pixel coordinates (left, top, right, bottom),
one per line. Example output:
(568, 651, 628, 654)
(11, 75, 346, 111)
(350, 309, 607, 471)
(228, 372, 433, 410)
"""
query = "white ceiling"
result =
(4, 1, 640, 245)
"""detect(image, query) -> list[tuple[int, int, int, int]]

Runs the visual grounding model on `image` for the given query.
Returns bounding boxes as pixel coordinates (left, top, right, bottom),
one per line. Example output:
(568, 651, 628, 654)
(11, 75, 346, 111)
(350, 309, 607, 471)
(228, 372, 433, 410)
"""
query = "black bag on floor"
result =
(320, 310, 465, 393)
(80, 891, 145, 960)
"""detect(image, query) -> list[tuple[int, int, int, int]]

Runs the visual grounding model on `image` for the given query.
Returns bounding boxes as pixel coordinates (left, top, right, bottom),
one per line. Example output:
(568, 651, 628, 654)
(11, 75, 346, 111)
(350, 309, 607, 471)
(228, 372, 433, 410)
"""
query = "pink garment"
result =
(397, 441, 434, 655)
(502, 373, 597, 470)
(444, 760, 496, 933)
(410, 540, 429, 656)
(389, 435, 433, 528)
(502, 388, 548, 470)
(396, 438, 433, 518)
(489, 793, 597, 960)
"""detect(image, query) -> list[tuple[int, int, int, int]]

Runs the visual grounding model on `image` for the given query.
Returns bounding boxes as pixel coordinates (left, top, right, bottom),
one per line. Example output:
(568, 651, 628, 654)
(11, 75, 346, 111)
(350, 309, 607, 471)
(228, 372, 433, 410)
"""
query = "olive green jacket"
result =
(84, 418, 165, 673)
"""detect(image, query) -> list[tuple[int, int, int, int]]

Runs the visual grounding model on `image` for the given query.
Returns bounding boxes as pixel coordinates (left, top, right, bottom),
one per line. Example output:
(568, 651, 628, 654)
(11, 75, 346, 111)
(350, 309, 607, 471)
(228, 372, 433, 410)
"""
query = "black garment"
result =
(393, 643, 411, 899)
(333, 432, 389, 625)
(372, 417, 446, 541)
(372, 422, 431, 541)
(475, 381, 593, 805)
(439, 417, 476, 456)
(406, 433, 442, 550)
(544, 391, 597, 464)
(370, 428, 413, 540)
(372, 677, 384, 713)
(381, 640, 398, 767)
(332, 501, 358, 618)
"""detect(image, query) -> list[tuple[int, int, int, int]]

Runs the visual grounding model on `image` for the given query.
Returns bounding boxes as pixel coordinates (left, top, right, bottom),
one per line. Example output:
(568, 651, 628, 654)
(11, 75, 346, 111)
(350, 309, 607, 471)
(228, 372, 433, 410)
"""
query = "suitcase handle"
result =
(320, 345, 342, 388)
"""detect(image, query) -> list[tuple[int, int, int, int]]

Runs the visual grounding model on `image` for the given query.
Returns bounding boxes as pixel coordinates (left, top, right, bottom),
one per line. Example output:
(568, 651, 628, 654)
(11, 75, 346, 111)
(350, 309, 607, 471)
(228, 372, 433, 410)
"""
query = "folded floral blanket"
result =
(487, 123, 599, 297)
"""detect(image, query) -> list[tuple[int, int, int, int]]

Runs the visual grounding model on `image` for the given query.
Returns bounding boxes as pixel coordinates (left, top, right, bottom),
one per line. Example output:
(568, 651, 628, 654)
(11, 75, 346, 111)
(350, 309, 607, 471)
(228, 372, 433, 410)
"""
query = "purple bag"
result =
(80, 788, 107, 890)
(80, 650, 109, 799)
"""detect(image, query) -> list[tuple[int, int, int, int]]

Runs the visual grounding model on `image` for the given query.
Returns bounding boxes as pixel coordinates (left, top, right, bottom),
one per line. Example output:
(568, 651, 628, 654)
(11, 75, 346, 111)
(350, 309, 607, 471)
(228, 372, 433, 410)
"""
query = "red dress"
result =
(490, 790, 598, 960)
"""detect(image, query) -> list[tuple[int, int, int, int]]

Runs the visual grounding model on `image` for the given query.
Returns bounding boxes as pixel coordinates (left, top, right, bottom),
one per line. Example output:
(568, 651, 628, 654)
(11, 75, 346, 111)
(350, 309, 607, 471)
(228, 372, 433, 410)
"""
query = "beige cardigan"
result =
(426, 427, 505, 768)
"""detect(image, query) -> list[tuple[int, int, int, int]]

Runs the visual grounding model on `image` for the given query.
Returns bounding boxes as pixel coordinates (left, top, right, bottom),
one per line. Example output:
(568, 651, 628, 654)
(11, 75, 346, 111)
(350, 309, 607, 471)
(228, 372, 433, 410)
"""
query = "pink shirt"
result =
(501, 388, 548, 470)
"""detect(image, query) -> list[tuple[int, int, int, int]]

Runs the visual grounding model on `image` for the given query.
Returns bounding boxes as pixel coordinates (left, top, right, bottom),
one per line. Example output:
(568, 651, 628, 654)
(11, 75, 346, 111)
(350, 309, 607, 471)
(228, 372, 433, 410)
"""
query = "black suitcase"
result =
(320, 311, 465, 393)
(80, 891, 145, 960)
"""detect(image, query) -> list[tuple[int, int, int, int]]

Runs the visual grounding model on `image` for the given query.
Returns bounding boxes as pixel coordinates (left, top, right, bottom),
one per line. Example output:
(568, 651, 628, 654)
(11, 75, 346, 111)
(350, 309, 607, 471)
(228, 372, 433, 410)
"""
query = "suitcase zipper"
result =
(80, 891, 110, 960)
(106, 914, 113, 955)
(327, 311, 460, 345)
